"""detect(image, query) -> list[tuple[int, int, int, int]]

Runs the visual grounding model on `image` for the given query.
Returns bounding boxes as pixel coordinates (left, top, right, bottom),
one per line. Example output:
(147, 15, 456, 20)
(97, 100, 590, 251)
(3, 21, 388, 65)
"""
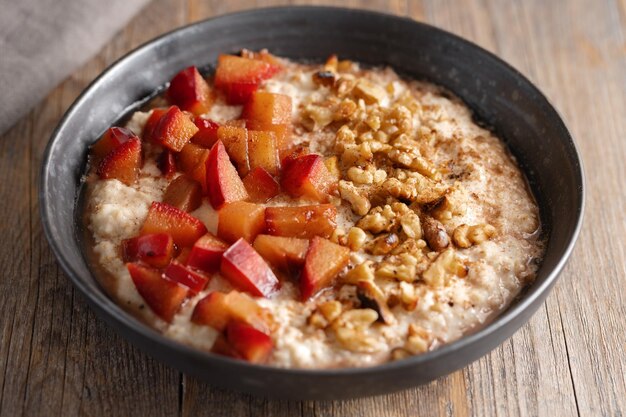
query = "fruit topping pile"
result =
(90, 51, 348, 364)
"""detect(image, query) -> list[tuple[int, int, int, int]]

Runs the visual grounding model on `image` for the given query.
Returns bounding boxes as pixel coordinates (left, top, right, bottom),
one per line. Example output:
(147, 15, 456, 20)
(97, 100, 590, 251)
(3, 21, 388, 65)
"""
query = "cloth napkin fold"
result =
(0, 0, 150, 135)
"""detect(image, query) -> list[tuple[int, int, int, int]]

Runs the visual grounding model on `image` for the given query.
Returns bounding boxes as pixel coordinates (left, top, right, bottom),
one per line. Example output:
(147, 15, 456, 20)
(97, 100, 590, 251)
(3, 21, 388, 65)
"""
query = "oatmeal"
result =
(83, 51, 543, 368)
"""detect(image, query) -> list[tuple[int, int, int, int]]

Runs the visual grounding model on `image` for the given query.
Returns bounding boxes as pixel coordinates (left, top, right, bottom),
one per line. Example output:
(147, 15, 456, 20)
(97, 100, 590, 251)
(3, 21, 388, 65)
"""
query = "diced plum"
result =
(281, 146, 309, 171)
(177, 143, 210, 193)
(162, 175, 202, 212)
(226, 322, 273, 364)
(247, 121, 292, 159)
(186, 233, 229, 273)
(157, 149, 177, 178)
(242, 167, 280, 203)
(191, 117, 220, 148)
(141, 202, 207, 248)
(206, 141, 249, 209)
(167, 66, 213, 116)
(248, 130, 279, 176)
(122, 233, 174, 268)
(97, 137, 142, 185)
(241, 49, 283, 73)
(216, 126, 249, 175)
(214, 55, 276, 104)
(191, 290, 271, 333)
(244, 91, 292, 156)
(265, 205, 337, 239)
(142, 108, 168, 142)
(91, 127, 137, 159)
(281, 154, 335, 202)
(178, 143, 208, 172)
(164, 261, 210, 294)
(300, 236, 350, 300)
(127, 262, 188, 322)
(217, 201, 265, 243)
(210, 334, 240, 358)
(242, 91, 291, 126)
(253, 235, 309, 273)
(220, 238, 279, 297)
(220, 83, 259, 105)
(225, 119, 247, 128)
(176, 247, 192, 264)
(152, 106, 199, 152)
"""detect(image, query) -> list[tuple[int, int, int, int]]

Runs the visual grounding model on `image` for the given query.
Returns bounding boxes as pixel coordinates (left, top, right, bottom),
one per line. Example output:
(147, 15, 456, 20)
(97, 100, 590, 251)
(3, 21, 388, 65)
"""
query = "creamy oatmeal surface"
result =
(85, 54, 543, 368)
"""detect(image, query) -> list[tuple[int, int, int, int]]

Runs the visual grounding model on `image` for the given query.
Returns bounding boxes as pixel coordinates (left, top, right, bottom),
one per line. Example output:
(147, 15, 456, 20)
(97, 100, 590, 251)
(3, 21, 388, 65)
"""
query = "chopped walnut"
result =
(404, 324, 432, 354)
(368, 233, 400, 255)
(375, 253, 418, 282)
(338, 180, 371, 216)
(399, 210, 422, 239)
(353, 79, 387, 104)
(453, 223, 497, 248)
(318, 300, 343, 322)
(422, 249, 467, 288)
(340, 143, 373, 167)
(332, 308, 380, 352)
(346, 227, 368, 251)
(303, 103, 334, 131)
(399, 281, 418, 311)
(467, 224, 497, 244)
(347, 166, 374, 184)
(343, 261, 375, 284)
(357, 280, 395, 324)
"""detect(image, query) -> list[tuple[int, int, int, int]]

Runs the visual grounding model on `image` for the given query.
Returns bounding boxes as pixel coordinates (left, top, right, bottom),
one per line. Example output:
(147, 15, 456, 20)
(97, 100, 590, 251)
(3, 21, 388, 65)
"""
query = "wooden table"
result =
(1, 0, 624, 415)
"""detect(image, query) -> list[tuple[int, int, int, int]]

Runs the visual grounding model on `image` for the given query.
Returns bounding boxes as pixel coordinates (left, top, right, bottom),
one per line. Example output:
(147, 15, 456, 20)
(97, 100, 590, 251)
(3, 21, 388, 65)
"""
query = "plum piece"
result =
(186, 233, 229, 273)
(152, 106, 199, 152)
(167, 66, 213, 116)
(206, 140, 249, 209)
(220, 238, 279, 297)
(141, 202, 207, 248)
(265, 204, 337, 239)
(142, 108, 168, 142)
(226, 322, 273, 364)
(281, 154, 335, 202)
(157, 149, 177, 178)
(177, 143, 210, 193)
(97, 137, 142, 185)
(242, 167, 280, 203)
(162, 175, 202, 212)
(243, 91, 292, 155)
(191, 117, 220, 148)
(164, 261, 210, 294)
(247, 130, 279, 176)
(214, 55, 277, 104)
(91, 127, 137, 159)
(300, 236, 350, 300)
(217, 201, 265, 243)
(122, 233, 174, 268)
(242, 91, 291, 125)
(191, 290, 271, 333)
(127, 262, 188, 322)
(252, 235, 309, 273)
(216, 126, 249, 175)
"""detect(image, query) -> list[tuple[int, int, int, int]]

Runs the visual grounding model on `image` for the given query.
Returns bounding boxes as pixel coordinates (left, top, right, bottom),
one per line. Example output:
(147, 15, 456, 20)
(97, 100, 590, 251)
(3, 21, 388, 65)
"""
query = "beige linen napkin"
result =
(0, 0, 150, 135)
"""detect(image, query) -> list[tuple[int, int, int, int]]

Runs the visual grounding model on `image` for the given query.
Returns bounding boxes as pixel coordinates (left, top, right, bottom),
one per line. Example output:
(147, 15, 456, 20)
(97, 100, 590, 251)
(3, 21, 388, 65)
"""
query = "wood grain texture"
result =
(0, 0, 624, 416)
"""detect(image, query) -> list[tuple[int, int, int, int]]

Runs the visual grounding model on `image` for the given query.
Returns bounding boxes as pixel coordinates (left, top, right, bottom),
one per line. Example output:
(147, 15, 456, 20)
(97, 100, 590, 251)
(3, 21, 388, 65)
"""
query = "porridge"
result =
(83, 50, 544, 368)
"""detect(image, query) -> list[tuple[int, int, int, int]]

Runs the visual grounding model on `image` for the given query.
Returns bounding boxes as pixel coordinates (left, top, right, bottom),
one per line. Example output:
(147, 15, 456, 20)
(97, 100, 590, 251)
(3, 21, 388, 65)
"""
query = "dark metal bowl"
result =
(40, 6, 584, 400)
